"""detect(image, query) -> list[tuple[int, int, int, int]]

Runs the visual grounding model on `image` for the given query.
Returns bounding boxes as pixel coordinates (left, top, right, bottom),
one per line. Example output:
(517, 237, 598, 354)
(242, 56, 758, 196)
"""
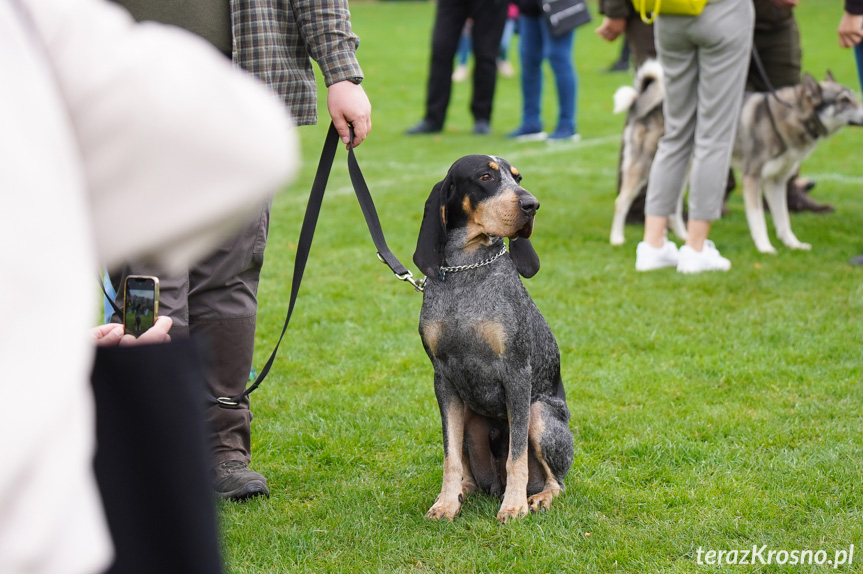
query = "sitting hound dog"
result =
(413, 155, 574, 523)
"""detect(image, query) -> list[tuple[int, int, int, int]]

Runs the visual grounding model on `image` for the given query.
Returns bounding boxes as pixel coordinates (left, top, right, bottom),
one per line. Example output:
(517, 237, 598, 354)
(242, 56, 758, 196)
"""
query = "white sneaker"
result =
(497, 60, 515, 78)
(676, 240, 731, 274)
(635, 239, 679, 271)
(452, 65, 469, 82)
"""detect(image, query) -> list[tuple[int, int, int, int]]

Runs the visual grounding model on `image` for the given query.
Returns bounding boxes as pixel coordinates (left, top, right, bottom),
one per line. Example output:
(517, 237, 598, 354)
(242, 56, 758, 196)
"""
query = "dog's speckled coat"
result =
(414, 155, 573, 523)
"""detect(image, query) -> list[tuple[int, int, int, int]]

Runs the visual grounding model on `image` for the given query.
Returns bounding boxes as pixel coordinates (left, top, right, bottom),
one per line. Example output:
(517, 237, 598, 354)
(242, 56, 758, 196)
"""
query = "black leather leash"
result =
(209, 122, 422, 407)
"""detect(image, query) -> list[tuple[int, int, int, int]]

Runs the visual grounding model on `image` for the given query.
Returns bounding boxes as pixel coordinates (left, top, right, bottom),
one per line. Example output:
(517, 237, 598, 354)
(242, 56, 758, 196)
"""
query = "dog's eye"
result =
(479, 173, 493, 182)
(515, 174, 523, 183)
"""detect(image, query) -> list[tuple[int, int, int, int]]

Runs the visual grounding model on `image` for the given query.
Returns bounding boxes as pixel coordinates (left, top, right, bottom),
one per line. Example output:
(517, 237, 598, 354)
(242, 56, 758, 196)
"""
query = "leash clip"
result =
(377, 252, 425, 292)
(397, 271, 425, 292)
(216, 396, 240, 407)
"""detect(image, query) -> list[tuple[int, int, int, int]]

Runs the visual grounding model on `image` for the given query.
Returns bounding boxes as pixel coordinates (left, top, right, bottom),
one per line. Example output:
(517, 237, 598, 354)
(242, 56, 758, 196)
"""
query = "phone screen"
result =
(123, 276, 159, 338)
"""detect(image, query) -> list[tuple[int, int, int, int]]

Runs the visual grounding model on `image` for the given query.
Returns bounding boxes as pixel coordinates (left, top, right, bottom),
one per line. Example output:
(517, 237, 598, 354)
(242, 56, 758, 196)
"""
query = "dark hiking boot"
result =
(213, 461, 269, 501)
(787, 181, 834, 213)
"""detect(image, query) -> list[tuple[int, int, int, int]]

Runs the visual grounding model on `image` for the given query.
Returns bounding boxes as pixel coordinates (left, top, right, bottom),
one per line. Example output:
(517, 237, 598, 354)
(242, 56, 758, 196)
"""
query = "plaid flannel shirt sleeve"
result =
(232, 0, 363, 125)
(292, 0, 363, 86)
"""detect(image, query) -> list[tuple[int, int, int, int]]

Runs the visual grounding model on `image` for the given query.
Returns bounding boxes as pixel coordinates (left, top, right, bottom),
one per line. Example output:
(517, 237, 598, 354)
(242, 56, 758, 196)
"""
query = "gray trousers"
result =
(115, 199, 272, 470)
(644, 0, 754, 221)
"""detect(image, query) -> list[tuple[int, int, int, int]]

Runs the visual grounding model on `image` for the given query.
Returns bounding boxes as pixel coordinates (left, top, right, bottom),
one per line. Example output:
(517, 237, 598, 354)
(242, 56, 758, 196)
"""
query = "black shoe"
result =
(606, 59, 629, 72)
(473, 120, 491, 135)
(405, 119, 442, 135)
(213, 461, 270, 501)
(787, 183, 834, 213)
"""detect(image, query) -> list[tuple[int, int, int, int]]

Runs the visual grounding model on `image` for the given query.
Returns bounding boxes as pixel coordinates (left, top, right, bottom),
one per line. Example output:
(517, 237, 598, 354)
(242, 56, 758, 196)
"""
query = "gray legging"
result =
(644, 0, 755, 222)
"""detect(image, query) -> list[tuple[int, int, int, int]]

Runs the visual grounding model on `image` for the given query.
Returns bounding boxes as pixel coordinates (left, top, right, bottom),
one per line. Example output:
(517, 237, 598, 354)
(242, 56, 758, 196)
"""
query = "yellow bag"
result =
(635, 0, 708, 24)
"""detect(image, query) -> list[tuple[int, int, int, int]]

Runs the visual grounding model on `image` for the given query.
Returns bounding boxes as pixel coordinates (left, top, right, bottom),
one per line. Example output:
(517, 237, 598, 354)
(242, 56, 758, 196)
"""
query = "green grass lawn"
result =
(220, 2, 863, 572)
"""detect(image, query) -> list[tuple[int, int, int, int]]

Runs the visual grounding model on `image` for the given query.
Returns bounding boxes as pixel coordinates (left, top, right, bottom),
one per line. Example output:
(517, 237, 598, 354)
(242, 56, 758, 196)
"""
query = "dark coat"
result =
(110, 0, 232, 55)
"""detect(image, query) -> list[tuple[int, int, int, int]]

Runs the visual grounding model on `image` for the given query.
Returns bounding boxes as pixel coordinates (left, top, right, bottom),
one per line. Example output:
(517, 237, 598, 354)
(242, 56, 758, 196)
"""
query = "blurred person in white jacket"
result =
(0, 0, 298, 572)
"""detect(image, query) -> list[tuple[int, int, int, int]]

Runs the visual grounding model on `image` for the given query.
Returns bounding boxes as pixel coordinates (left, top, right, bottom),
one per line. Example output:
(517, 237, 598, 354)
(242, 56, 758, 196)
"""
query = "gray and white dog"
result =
(413, 155, 573, 523)
(609, 61, 863, 253)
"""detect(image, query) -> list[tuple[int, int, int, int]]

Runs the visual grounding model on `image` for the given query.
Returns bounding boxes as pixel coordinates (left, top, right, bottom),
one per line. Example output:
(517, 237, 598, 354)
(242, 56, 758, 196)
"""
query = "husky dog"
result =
(610, 62, 863, 253)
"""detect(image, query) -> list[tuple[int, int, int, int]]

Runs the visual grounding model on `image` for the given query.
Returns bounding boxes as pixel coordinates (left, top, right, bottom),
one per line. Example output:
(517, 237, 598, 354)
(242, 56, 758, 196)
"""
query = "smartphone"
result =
(123, 275, 160, 338)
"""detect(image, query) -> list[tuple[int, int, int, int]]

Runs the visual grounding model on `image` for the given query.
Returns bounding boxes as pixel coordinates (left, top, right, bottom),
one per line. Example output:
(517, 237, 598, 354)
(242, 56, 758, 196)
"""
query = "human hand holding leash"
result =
(327, 80, 372, 149)
(595, 17, 626, 42)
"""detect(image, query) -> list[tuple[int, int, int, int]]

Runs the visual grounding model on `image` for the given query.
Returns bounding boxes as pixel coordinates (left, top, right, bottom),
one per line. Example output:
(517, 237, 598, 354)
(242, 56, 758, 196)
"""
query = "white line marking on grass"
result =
(502, 134, 621, 162)
(804, 172, 863, 185)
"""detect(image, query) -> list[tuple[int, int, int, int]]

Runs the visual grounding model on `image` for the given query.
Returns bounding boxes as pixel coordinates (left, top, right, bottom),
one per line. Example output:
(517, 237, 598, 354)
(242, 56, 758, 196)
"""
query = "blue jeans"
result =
(517, 15, 577, 134)
(855, 42, 863, 91)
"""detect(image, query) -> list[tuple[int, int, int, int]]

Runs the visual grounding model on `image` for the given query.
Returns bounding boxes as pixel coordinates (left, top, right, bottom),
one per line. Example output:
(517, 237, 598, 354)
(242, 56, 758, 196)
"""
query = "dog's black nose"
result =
(519, 195, 540, 215)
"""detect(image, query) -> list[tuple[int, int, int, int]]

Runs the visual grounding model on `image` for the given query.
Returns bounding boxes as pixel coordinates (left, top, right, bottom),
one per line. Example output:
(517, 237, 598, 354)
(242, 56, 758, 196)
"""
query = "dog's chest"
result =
(419, 284, 524, 362)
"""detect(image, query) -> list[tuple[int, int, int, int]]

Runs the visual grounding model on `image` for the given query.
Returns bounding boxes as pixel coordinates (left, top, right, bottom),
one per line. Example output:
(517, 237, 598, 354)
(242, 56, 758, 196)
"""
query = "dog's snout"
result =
(519, 195, 539, 215)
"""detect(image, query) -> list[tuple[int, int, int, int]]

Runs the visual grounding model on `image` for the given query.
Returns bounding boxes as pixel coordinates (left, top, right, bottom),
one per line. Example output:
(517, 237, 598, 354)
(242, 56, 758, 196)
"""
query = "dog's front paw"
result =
(528, 491, 556, 513)
(757, 244, 778, 255)
(789, 241, 812, 251)
(426, 495, 462, 521)
(610, 232, 625, 246)
(496, 499, 529, 524)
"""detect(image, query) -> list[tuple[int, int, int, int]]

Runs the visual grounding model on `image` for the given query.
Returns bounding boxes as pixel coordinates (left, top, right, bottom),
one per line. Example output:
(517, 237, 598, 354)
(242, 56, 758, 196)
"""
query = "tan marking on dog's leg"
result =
(427, 400, 466, 521)
(422, 321, 443, 357)
(742, 174, 776, 254)
(471, 320, 506, 356)
(526, 403, 562, 513)
(497, 450, 530, 523)
(497, 404, 530, 523)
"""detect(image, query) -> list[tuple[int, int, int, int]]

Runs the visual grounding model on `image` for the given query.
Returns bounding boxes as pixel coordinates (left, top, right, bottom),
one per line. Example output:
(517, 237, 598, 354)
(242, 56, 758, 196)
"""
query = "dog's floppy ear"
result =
(508, 237, 540, 279)
(413, 176, 452, 278)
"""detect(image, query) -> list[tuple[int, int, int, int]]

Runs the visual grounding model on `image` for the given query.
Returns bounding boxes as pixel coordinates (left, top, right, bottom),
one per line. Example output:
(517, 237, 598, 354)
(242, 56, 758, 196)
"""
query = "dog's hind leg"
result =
(611, 169, 647, 245)
(668, 172, 689, 242)
(462, 408, 506, 497)
(742, 174, 777, 254)
(526, 402, 574, 513)
(764, 177, 812, 251)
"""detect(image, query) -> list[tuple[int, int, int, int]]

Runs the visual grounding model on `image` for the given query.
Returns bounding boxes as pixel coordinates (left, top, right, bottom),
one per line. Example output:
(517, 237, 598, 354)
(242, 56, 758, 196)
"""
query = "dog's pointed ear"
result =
(825, 70, 836, 83)
(414, 176, 451, 278)
(802, 73, 823, 104)
(508, 238, 540, 279)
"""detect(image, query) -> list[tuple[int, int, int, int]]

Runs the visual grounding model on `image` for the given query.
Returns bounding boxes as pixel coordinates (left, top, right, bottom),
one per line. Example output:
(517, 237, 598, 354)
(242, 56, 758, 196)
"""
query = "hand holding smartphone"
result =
(123, 275, 160, 338)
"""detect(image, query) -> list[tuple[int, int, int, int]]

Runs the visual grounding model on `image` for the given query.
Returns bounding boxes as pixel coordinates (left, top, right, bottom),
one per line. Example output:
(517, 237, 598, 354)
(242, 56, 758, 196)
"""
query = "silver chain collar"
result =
(438, 241, 507, 280)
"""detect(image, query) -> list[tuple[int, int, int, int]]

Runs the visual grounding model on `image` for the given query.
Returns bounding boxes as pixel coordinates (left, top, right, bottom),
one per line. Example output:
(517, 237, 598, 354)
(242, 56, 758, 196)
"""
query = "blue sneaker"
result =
(548, 127, 581, 143)
(507, 125, 547, 142)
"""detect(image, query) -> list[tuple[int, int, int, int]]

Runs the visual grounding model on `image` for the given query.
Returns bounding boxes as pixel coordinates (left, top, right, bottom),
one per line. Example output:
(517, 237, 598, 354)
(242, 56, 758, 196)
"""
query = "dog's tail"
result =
(613, 86, 638, 114)
(613, 59, 665, 114)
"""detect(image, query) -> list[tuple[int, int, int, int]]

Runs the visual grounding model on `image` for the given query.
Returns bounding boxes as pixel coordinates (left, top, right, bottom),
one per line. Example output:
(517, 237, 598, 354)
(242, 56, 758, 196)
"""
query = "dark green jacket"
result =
(111, 0, 232, 55)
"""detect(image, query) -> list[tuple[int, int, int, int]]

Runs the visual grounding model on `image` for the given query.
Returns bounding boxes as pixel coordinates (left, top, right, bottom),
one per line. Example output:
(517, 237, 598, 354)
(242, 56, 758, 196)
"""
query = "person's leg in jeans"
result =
(509, 15, 545, 138)
(543, 20, 577, 140)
